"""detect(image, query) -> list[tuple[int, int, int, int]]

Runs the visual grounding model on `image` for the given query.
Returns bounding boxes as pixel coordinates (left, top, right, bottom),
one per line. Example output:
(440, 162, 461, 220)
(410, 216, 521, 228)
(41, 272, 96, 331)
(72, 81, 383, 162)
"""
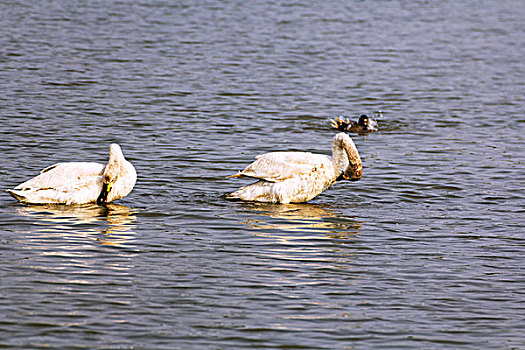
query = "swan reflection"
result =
(238, 202, 362, 239)
(14, 203, 137, 247)
(235, 202, 363, 274)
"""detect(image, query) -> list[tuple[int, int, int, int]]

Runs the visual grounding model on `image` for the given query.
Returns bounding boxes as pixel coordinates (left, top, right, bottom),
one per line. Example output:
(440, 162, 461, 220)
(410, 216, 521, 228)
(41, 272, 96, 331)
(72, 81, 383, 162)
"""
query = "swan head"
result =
(333, 133, 363, 181)
(97, 144, 125, 205)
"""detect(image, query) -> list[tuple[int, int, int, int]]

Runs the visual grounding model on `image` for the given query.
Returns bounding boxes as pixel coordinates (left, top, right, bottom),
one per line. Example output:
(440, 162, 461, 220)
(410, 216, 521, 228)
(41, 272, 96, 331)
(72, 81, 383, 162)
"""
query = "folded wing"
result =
(14, 162, 105, 192)
(236, 152, 331, 182)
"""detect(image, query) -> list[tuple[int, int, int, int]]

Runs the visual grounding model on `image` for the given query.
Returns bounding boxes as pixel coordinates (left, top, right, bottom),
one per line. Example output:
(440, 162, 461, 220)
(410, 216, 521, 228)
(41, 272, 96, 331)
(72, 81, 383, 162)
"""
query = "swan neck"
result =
(103, 145, 125, 183)
(332, 133, 363, 181)
(332, 141, 349, 176)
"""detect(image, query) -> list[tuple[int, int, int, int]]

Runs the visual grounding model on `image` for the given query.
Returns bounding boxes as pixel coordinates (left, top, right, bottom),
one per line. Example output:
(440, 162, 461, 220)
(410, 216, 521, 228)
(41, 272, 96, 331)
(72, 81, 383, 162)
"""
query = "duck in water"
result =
(331, 114, 378, 133)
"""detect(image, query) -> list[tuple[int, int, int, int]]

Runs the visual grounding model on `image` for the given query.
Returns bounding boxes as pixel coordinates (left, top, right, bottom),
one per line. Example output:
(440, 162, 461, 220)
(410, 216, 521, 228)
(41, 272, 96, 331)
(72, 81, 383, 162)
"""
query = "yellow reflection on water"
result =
(11, 203, 138, 290)
(15, 203, 137, 247)
(234, 202, 364, 286)
(239, 202, 362, 239)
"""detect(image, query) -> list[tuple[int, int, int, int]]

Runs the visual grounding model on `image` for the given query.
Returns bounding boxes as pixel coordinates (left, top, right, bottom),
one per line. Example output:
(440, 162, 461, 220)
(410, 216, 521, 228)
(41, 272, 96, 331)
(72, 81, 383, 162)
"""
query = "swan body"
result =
(7, 144, 136, 205)
(227, 133, 362, 203)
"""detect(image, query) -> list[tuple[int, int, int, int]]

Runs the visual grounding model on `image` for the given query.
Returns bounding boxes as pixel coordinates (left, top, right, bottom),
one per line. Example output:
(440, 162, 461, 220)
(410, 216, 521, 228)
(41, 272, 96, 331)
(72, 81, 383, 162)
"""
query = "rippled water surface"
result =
(1, 1, 524, 349)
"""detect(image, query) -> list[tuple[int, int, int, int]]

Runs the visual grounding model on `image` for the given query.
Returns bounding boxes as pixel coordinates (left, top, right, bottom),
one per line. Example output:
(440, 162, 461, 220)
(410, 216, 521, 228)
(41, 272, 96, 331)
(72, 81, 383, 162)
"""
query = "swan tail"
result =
(6, 189, 27, 203)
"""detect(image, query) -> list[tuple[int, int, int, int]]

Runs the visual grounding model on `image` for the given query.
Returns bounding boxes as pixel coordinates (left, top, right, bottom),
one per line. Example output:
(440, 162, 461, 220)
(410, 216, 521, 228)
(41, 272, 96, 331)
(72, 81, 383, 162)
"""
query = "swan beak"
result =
(96, 182, 112, 205)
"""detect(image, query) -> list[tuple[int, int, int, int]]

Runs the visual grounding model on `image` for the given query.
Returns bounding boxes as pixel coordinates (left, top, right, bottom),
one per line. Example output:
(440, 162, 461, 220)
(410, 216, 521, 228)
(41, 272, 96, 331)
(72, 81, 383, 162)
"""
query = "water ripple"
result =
(1, 0, 524, 349)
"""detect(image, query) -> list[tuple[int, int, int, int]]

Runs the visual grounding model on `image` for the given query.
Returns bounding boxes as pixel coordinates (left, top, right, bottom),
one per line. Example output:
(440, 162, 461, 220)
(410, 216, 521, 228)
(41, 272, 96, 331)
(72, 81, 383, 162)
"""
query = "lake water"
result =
(1, 1, 524, 349)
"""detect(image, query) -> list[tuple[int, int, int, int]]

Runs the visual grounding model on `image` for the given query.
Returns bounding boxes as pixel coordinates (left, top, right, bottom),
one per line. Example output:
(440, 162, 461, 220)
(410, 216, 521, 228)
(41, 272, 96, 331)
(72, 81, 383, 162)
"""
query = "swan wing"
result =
(14, 162, 104, 191)
(238, 152, 330, 182)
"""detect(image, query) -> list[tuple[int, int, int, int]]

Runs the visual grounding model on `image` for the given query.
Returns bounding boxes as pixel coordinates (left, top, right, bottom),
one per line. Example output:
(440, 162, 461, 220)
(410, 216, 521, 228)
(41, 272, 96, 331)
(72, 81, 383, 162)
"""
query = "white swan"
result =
(226, 133, 362, 203)
(7, 144, 137, 205)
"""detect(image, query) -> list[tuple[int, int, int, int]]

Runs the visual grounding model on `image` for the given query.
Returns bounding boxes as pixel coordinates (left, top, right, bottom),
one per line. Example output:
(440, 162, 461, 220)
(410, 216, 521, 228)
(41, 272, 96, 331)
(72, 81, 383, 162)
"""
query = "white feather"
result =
(227, 133, 362, 204)
(7, 144, 136, 205)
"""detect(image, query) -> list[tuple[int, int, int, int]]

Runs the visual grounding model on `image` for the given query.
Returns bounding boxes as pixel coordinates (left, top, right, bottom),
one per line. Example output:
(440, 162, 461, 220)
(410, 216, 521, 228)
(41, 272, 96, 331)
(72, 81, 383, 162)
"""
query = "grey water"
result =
(1, 1, 524, 349)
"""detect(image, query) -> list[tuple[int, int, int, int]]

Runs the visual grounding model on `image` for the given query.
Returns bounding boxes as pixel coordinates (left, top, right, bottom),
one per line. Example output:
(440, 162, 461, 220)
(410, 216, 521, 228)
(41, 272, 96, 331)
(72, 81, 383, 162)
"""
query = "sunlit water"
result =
(1, 1, 524, 349)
